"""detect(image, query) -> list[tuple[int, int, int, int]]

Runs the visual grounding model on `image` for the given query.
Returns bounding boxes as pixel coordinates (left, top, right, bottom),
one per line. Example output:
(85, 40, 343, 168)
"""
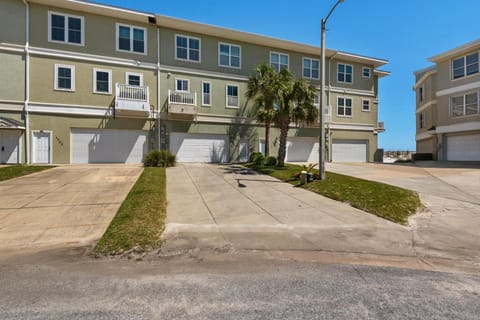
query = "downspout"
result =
(22, 0, 30, 164)
(156, 26, 161, 150)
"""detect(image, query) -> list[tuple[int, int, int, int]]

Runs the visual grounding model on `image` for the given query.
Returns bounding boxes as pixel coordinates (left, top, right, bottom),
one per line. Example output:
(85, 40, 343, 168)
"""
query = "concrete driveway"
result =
(163, 164, 414, 257)
(0, 165, 142, 253)
(327, 162, 480, 263)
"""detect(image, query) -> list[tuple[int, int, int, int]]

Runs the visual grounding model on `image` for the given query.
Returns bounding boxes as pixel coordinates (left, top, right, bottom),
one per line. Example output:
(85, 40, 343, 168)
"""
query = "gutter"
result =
(22, 0, 30, 164)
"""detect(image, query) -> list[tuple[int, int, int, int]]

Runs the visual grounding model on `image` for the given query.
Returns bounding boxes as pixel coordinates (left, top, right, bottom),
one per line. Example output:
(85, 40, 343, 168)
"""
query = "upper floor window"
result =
(270, 52, 289, 72)
(452, 52, 479, 79)
(303, 58, 320, 79)
(451, 92, 479, 117)
(226, 84, 239, 108)
(362, 99, 371, 112)
(419, 86, 424, 102)
(337, 97, 352, 117)
(48, 12, 84, 46)
(419, 112, 425, 129)
(176, 35, 200, 62)
(219, 43, 241, 68)
(337, 63, 353, 83)
(93, 69, 112, 94)
(202, 81, 212, 106)
(362, 67, 371, 78)
(175, 79, 189, 92)
(54, 64, 75, 91)
(126, 72, 143, 86)
(116, 24, 146, 54)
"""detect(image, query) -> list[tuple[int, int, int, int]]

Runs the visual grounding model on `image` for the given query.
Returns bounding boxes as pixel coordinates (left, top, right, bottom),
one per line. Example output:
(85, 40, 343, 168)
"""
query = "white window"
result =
(303, 58, 320, 79)
(270, 52, 289, 72)
(226, 84, 239, 108)
(337, 97, 352, 117)
(93, 69, 112, 94)
(176, 35, 201, 62)
(202, 81, 212, 106)
(219, 43, 241, 68)
(362, 67, 371, 78)
(450, 92, 479, 117)
(337, 63, 353, 84)
(48, 11, 84, 46)
(175, 79, 189, 92)
(452, 52, 479, 79)
(126, 72, 143, 86)
(362, 99, 370, 111)
(116, 24, 146, 54)
(419, 112, 425, 129)
(54, 64, 75, 91)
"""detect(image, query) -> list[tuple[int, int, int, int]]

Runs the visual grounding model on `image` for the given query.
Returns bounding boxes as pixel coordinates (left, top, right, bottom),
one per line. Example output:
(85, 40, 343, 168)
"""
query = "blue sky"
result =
(94, 0, 479, 150)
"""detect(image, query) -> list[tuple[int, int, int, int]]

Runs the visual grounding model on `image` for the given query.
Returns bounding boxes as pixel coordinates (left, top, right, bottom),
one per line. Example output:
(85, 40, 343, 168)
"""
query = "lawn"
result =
(0, 165, 54, 182)
(94, 167, 167, 254)
(248, 164, 421, 225)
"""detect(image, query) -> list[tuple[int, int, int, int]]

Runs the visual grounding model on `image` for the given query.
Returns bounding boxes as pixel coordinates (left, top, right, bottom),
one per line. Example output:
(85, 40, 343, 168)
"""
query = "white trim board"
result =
(436, 121, 480, 134)
(416, 100, 437, 114)
(436, 81, 480, 97)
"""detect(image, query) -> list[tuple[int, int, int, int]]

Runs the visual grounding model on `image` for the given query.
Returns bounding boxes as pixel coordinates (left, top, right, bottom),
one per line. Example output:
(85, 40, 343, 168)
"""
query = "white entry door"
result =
(0, 130, 21, 164)
(33, 131, 51, 164)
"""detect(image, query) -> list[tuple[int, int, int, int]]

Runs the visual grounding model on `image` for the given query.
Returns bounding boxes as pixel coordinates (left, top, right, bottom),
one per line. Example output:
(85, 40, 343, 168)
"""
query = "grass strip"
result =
(0, 165, 54, 182)
(94, 167, 166, 254)
(248, 164, 421, 225)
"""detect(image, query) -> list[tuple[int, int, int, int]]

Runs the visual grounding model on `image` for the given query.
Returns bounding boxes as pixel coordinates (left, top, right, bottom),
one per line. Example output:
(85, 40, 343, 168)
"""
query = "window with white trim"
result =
(452, 52, 479, 79)
(362, 99, 370, 111)
(419, 86, 424, 102)
(226, 85, 239, 108)
(176, 35, 200, 62)
(93, 69, 111, 94)
(219, 43, 241, 68)
(419, 112, 425, 129)
(126, 72, 143, 86)
(175, 79, 189, 92)
(48, 12, 84, 45)
(202, 81, 212, 106)
(450, 92, 479, 117)
(54, 64, 75, 91)
(117, 24, 146, 54)
(362, 67, 371, 78)
(337, 63, 353, 83)
(270, 52, 289, 72)
(337, 97, 352, 116)
(303, 58, 320, 79)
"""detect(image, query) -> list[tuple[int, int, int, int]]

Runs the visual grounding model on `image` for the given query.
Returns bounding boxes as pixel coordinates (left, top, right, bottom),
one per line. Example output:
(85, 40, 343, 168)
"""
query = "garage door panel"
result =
(170, 133, 229, 163)
(332, 140, 368, 163)
(447, 134, 480, 161)
(71, 129, 147, 163)
(286, 137, 319, 163)
(0, 130, 21, 164)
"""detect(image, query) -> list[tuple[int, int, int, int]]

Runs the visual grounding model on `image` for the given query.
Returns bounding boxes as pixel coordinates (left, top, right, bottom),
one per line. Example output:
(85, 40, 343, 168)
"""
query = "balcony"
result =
(376, 121, 385, 133)
(168, 90, 197, 117)
(115, 83, 150, 117)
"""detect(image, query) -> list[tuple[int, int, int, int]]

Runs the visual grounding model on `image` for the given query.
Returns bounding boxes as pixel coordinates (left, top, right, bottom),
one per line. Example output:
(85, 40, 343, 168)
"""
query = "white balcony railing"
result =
(115, 83, 150, 116)
(377, 121, 385, 132)
(168, 90, 197, 105)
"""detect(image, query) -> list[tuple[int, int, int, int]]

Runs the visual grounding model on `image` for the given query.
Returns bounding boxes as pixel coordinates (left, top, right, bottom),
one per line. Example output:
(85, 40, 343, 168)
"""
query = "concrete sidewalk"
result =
(162, 164, 414, 257)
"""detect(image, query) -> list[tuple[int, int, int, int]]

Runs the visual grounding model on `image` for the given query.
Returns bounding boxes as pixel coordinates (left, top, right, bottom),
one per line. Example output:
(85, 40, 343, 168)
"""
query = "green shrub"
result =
(144, 150, 176, 167)
(264, 156, 277, 166)
(249, 152, 265, 165)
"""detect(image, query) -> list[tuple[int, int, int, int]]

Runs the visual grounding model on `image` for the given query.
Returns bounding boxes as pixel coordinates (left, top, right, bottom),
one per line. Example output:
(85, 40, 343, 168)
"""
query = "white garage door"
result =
(332, 140, 368, 163)
(286, 137, 319, 163)
(0, 130, 21, 164)
(71, 128, 147, 163)
(447, 134, 480, 161)
(170, 133, 229, 163)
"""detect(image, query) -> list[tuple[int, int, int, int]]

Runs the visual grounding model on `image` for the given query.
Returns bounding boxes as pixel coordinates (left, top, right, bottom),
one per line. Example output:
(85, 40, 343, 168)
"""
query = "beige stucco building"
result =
(415, 39, 480, 161)
(1, 0, 389, 164)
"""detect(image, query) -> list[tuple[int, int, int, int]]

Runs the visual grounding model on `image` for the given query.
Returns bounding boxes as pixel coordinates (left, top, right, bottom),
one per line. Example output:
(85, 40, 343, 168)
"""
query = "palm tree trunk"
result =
(277, 120, 289, 167)
(264, 121, 270, 157)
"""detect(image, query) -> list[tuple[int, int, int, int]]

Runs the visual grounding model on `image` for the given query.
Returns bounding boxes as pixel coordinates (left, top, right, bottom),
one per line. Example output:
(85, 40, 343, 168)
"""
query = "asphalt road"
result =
(1, 248, 479, 320)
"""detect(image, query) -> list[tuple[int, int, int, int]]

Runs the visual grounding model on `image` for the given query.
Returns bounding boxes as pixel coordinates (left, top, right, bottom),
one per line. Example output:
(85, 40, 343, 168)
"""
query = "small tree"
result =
(275, 69, 318, 167)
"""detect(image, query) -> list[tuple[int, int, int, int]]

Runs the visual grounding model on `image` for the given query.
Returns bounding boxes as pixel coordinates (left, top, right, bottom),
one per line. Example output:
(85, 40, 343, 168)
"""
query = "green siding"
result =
(0, 52, 25, 102)
(0, 0, 26, 45)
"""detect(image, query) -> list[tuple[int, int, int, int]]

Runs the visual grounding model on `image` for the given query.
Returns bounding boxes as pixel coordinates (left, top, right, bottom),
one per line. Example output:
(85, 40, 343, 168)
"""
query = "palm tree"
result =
(245, 63, 280, 157)
(275, 69, 318, 167)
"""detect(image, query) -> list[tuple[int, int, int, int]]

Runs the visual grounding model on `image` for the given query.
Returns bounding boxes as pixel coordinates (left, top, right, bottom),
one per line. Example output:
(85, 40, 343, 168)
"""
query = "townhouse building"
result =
(0, 0, 388, 165)
(415, 39, 480, 161)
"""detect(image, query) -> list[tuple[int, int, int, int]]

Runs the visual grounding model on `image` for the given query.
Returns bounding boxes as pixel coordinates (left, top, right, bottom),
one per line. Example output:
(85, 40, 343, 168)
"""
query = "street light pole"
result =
(319, 0, 344, 180)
